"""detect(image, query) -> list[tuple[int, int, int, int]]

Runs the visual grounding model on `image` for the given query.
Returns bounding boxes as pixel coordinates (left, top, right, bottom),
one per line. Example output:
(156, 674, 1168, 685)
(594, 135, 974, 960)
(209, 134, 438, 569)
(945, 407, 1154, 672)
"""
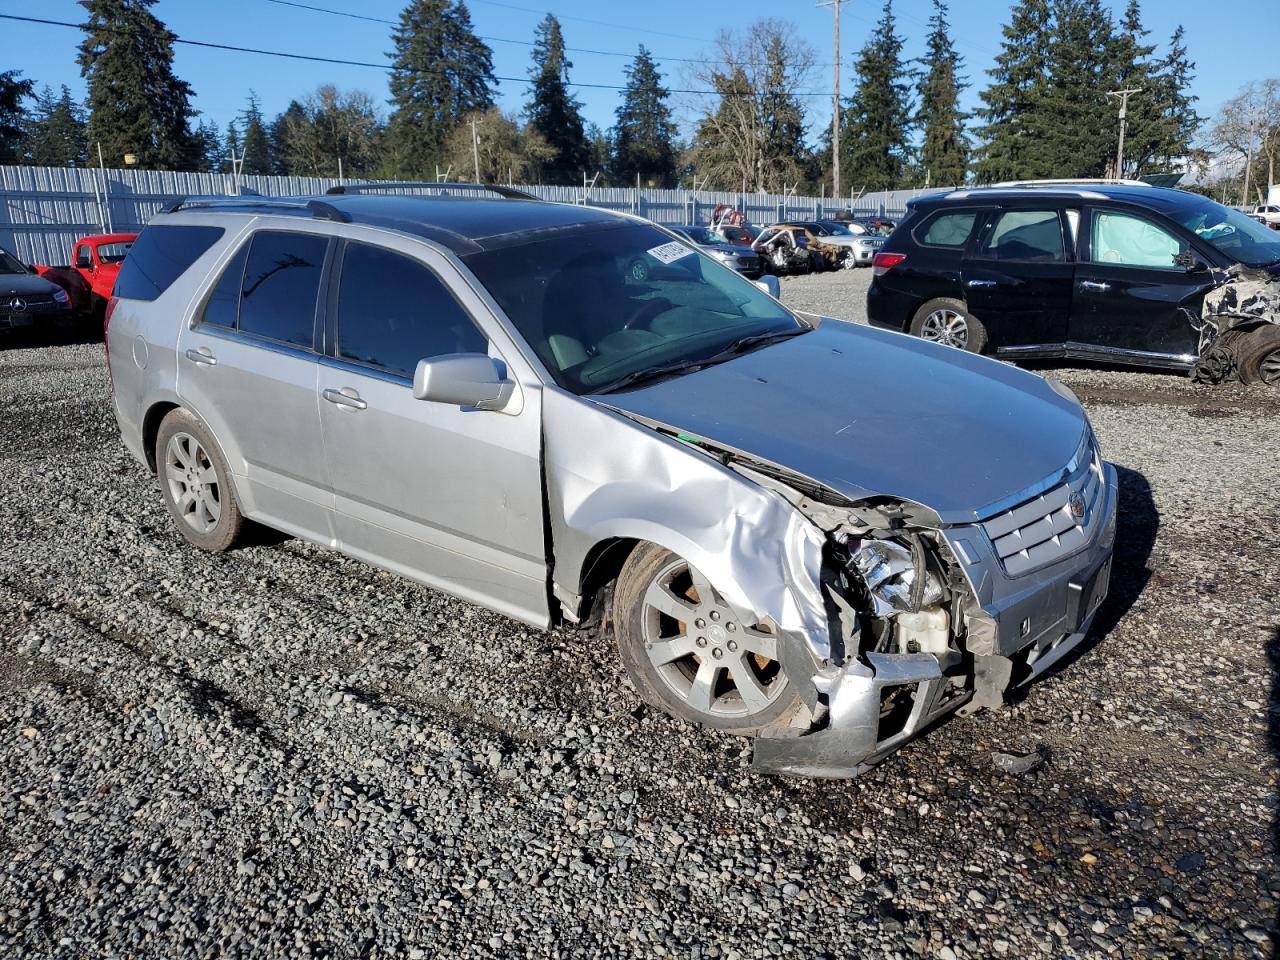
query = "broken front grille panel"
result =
(980, 453, 1103, 578)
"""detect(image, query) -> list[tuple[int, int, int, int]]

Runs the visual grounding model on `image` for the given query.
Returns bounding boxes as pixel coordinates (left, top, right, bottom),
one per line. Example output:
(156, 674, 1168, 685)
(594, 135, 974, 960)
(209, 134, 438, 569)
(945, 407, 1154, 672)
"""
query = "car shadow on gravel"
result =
(1013, 464, 1158, 693)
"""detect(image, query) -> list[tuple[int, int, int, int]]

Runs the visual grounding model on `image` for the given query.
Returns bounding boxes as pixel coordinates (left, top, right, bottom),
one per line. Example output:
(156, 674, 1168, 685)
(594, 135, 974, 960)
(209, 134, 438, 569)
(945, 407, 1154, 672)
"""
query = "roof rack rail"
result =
(324, 181, 539, 201)
(987, 178, 1152, 188)
(162, 196, 351, 223)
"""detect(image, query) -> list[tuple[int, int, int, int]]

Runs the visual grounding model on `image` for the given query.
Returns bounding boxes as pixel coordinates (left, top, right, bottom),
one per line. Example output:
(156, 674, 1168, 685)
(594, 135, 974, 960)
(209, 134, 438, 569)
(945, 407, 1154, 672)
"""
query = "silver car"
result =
(667, 227, 763, 278)
(106, 186, 1117, 777)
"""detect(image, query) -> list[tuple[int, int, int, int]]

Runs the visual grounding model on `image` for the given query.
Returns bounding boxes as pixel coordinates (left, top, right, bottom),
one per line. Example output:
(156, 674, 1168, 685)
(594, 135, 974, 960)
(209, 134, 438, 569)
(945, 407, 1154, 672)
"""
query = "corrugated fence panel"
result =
(0, 165, 921, 264)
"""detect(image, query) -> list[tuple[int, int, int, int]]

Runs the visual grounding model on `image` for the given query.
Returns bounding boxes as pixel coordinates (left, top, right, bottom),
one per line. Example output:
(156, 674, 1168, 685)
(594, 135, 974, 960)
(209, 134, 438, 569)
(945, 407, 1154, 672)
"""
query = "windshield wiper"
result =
(710, 326, 810, 358)
(592, 358, 712, 394)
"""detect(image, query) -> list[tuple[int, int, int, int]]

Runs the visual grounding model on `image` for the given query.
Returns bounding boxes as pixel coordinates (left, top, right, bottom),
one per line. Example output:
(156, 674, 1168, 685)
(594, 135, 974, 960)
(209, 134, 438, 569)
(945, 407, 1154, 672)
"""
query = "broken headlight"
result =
(847, 537, 944, 618)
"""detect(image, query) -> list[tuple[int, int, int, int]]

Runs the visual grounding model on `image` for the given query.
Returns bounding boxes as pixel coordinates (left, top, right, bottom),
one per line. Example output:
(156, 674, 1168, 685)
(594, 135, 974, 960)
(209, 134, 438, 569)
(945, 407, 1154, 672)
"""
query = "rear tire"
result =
(910, 297, 987, 353)
(155, 409, 245, 552)
(1234, 325, 1280, 385)
(612, 543, 800, 735)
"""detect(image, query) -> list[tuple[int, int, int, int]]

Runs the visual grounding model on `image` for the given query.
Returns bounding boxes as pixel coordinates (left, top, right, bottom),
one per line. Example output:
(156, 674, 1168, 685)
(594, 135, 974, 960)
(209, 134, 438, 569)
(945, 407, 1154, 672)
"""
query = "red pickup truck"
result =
(34, 233, 138, 317)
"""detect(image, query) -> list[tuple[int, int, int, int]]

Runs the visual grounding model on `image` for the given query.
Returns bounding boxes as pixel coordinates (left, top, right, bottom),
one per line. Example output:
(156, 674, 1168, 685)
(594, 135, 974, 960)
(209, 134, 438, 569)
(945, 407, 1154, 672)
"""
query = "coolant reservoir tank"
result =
(896, 607, 951, 655)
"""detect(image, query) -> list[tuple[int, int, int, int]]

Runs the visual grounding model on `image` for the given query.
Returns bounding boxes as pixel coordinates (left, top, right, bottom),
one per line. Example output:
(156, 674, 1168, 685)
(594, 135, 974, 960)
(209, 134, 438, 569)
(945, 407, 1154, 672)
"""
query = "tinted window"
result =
(75, 248, 92, 268)
(1090, 210, 1186, 270)
(114, 225, 224, 301)
(981, 210, 1065, 262)
(200, 243, 249, 328)
(336, 244, 487, 378)
(238, 231, 327, 348)
(918, 211, 977, 247)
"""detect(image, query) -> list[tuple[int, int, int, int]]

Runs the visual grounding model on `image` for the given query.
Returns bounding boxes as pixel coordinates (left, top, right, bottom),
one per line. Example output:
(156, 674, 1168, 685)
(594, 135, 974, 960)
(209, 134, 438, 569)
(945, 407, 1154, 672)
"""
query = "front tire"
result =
(1234, 325, 1280, 385)
(155, 409, 245, 552)
(612, 543, 799, 734)
(910, 297, 987, 353)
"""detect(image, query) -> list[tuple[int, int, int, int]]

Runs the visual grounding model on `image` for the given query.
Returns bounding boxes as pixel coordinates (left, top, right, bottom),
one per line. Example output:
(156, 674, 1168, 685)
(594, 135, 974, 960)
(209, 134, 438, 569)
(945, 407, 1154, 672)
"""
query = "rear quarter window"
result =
(114, 225, 225, 301)
(914, 210, 979, 248)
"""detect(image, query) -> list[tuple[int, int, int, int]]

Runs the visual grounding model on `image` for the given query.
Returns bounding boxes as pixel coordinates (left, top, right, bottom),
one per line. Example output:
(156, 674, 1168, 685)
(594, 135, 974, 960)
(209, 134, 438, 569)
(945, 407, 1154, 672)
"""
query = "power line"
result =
(0, 14, 837, 97)
(259, 0, 840, 69)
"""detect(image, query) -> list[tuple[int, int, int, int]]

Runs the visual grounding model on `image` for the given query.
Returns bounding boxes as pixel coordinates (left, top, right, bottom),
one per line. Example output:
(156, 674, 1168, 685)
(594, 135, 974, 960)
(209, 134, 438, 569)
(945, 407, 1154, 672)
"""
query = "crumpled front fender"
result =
(543, 389, 832, 661)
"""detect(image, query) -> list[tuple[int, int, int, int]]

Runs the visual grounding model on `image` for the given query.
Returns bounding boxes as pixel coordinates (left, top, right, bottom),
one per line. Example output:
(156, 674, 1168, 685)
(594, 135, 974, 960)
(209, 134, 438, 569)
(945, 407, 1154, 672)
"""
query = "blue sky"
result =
(2, 0, 1276, 147)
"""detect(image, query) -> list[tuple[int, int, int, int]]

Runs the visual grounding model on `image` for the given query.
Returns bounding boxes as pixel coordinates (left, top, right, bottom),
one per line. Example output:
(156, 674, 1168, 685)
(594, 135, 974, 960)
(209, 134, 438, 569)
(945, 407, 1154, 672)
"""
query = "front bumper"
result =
(753, 462, 1118, 778)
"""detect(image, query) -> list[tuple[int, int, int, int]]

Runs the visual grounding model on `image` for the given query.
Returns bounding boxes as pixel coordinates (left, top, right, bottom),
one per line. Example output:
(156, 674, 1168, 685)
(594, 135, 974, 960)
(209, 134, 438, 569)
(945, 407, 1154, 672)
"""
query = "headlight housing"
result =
(52, 287, 70, 306)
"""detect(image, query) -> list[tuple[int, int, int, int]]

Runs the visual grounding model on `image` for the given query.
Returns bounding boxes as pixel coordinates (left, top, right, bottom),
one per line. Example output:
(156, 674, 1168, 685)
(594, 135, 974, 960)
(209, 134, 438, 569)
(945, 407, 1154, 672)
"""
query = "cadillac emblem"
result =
(1068, 493, 1086, 521)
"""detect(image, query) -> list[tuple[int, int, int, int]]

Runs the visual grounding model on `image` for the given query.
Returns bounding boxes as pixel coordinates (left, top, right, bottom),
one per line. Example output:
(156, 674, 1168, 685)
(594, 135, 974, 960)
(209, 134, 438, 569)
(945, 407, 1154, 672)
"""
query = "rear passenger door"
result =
(177, 227, 336, 544)
(315, 239, 549, 627)
(962, 207, 1074, 352)
(1069, 206, 1210, 361)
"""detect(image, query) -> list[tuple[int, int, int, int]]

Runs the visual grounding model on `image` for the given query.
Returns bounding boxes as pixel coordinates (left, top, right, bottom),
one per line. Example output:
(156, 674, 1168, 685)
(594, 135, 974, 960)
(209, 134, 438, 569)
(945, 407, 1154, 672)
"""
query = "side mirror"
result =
(754, 275, 781, 299)
(412, 353, 514, 410)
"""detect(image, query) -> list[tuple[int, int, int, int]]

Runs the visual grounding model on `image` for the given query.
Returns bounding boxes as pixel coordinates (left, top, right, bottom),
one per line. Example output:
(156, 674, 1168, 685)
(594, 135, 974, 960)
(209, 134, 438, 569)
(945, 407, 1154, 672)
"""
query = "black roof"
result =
(909, 184, 1212, 215)
(163, 194, 629, 255)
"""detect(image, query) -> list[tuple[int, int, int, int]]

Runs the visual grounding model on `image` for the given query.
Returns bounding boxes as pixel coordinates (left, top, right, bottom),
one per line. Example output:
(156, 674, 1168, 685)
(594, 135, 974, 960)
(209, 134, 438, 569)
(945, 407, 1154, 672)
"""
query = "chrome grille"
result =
(981, 454, 1103, 577)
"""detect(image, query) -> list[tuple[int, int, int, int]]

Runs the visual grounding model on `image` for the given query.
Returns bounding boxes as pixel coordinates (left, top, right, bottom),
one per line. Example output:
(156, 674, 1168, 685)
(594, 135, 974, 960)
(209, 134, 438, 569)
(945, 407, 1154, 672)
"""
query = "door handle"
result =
(184, 347, 217, 366)
(1079, 280, 1111, 292)
(322, 387, 367, 411)
(966, 278, 997, 288)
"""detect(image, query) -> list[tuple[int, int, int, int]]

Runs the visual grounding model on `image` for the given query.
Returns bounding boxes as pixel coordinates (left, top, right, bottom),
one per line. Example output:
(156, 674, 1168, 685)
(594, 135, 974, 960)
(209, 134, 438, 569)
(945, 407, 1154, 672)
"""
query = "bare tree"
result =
(443, 108, 554, 183)
(686, 20, 816, 193)
(282, 85, 383, 178)
(1208, 79, 1280, 205)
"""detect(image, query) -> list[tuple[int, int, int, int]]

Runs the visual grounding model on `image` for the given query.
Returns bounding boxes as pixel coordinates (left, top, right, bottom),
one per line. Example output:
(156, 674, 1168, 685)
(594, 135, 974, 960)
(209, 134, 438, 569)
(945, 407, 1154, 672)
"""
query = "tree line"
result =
(0, 0, 1259, 198)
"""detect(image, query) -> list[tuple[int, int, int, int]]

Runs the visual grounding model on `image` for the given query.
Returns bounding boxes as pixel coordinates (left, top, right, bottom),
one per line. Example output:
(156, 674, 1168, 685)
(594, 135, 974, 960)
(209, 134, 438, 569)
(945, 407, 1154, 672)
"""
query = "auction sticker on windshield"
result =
(647, 241, 695, 264)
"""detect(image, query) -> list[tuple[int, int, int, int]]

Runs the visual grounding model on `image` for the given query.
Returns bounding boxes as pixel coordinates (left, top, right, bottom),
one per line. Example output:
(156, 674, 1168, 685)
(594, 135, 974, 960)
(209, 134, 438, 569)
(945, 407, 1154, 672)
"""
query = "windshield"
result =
(1170, 198, 1280, 267)
(0, 249, 28, 274)
(721, 226, 756, 243)
(680, 227, 729, 246)
(464, 222, 803, 395)
(96, 242, 133, 264)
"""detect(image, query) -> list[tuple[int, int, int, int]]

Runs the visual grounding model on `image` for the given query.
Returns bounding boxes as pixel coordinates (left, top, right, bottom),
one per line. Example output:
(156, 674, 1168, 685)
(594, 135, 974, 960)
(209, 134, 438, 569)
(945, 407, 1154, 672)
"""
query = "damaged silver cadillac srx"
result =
(105, 185, 1117, 777)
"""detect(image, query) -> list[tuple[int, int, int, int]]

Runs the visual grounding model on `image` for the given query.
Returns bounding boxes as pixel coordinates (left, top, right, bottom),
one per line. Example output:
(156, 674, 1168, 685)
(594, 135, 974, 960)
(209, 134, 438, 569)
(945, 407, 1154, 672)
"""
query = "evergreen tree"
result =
(269, 101, 307, 174)
(386, 0, 496, 178)
(1039, 0, 1118, 178)
(611, 46, 677, 187)
(0, 70, 34, 163)
(917, 0, 968, 187)
(238, 92, 272, 176)
(840, 0, 913, 191)
(585, 123, 612, 182)
(190, 119, 223, 173)
(24, 86, 89, 166)
(78, 0, 196, 169)
(1150, 26, 1202, 173)
(526, 14, 589, 184)
(974, 0, 1053, 181)
(1106, 0, 1160, 175)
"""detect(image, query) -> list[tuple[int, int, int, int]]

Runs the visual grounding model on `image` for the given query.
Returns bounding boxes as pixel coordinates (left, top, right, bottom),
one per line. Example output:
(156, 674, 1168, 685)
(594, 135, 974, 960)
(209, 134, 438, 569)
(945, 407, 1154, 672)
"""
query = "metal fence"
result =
(0, 164, 930, 264)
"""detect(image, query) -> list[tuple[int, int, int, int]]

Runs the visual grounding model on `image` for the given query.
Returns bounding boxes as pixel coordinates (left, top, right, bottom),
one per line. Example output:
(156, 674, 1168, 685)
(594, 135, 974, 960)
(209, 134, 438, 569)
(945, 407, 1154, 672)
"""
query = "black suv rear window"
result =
(916, 211, 978, 248)
(114, 225, 224, 301)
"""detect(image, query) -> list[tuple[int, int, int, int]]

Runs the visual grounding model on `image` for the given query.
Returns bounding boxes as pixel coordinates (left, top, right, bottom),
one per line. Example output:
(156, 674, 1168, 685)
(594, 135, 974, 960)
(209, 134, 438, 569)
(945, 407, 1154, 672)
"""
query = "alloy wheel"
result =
(164, 432, 222, 534)
(920, 308, 969, 349)
(639, 558, 787, 720)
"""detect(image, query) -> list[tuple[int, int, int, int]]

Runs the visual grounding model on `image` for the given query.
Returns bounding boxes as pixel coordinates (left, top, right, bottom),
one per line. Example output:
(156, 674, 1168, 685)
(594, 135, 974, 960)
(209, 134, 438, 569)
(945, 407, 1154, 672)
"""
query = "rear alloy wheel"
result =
(1234, 325, 1280, 386)
(910, 297, 988, 353)
(613, 543, 799, 734)
(156, 409, 245, 552)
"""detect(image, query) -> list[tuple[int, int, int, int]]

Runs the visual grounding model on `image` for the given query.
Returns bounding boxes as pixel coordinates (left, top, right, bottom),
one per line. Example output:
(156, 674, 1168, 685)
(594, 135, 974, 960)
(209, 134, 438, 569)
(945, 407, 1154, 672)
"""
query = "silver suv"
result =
(106, 185, 1117, 777)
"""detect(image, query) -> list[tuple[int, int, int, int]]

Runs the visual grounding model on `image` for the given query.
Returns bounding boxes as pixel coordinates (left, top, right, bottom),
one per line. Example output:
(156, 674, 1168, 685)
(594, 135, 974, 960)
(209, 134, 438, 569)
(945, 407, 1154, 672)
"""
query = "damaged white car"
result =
(107, 188, 1118, 777)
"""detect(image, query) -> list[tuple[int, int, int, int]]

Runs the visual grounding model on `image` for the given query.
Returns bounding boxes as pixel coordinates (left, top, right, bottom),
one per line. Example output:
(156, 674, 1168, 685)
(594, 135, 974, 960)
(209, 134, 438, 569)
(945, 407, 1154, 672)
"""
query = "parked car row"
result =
(0, 233, 137, 339)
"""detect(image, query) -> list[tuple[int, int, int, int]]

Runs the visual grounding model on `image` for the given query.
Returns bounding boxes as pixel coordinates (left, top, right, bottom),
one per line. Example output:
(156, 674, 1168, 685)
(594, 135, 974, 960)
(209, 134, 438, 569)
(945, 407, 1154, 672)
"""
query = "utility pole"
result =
(818, 0, 848, 199)
(1106, 88, 1142, 179)
(470, 117, 481, 183)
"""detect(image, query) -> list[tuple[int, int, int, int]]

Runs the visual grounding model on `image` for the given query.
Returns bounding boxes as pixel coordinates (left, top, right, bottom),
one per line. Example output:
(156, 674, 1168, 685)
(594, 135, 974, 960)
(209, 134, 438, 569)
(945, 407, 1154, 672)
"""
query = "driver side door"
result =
(1069, 206, 1214, 362)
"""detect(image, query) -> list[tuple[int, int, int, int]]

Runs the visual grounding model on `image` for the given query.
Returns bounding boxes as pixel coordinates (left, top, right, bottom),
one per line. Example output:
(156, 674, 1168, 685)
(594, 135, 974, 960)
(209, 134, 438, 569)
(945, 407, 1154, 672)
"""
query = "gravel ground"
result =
(2, 280, 1279, 959)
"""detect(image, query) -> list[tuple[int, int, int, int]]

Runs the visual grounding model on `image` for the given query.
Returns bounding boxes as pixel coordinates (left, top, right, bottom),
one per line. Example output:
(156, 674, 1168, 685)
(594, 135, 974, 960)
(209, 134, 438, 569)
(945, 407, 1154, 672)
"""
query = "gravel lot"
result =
(2, 273, 1278, 959)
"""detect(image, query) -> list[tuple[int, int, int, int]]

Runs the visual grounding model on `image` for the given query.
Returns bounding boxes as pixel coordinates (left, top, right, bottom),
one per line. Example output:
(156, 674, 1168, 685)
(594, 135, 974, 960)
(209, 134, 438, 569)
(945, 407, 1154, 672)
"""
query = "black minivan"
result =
(866, 183, 1280, 383)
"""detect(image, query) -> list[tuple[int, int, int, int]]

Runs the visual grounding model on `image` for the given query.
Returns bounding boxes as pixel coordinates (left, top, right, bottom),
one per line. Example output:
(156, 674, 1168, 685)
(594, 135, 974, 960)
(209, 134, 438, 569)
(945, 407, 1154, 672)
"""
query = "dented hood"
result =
(593, 321, 1088, 524)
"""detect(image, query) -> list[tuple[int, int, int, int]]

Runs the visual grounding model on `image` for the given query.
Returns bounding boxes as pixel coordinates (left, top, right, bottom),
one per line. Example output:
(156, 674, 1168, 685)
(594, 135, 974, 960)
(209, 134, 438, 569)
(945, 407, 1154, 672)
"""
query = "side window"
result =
(1089, 210, 1187, 270)
(199, 243, 249, 328)
(918, 211, 978, 247)
(113, 225, 224, 301)
(980, 210, 1065, 262)
(335, 243, 488, 379)
(75, 247, 92, 269)
(237, 231, 328, 348)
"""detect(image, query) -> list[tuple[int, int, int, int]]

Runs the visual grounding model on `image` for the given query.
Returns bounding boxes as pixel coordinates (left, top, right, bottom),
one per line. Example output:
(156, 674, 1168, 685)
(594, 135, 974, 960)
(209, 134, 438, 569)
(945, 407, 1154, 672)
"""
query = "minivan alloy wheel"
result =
(164, 432, 221, 533)
(920, 308, 969, 349)
(639, 556, 787, 719)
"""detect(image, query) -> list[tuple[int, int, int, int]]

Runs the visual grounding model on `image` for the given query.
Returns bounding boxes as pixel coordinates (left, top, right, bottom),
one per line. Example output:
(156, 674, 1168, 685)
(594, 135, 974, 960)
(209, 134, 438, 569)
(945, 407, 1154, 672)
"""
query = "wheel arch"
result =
(141, 400, 181, 473)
